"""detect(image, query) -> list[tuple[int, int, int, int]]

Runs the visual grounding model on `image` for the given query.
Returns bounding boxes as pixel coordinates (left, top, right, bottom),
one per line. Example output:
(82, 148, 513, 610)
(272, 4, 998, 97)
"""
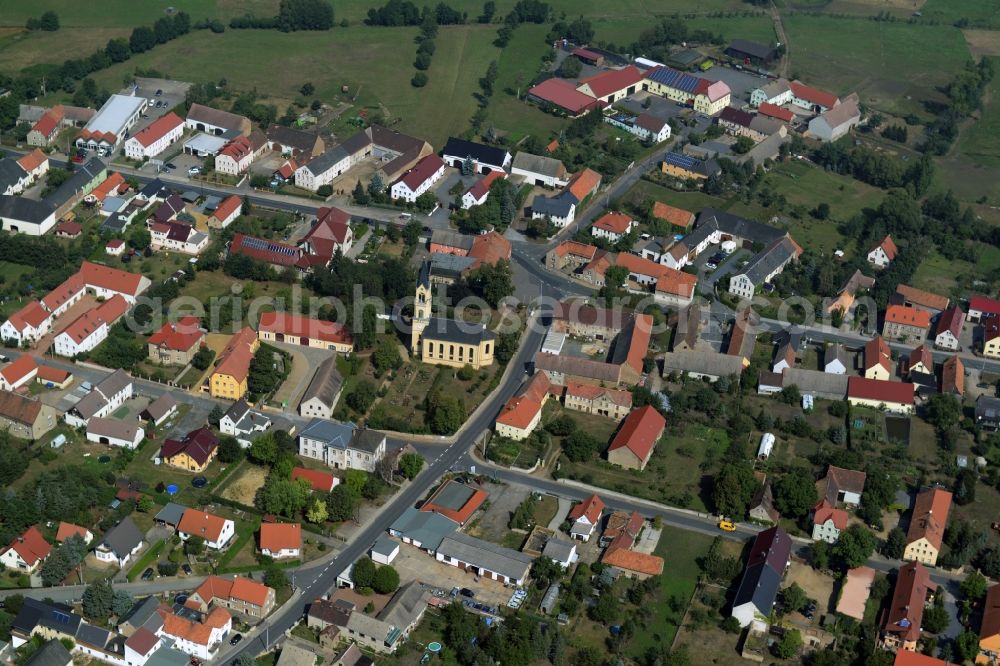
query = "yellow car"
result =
(717, 520, 737, 532)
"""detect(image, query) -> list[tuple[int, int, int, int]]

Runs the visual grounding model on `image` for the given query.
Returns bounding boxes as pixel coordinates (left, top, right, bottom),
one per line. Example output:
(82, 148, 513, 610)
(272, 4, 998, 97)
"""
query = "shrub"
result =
(411, 72, 428, 87)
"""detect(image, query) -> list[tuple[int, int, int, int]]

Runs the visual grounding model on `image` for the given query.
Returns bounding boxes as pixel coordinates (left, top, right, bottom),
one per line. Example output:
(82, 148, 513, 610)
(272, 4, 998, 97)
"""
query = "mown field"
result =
(783, 15, 971, 119)
(595, 14, 777, 49)
(0, 0, 281, 27)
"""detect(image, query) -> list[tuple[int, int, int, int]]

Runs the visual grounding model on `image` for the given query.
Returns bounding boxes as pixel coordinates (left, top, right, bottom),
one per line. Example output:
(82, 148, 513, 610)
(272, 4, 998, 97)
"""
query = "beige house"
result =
(0, 391, 57, 440)
(563, 382, 632, 420)
(903, 488, 952, 566)
(146, 316, 204, 366)
(606, 406, 665, 471)
(190, 575, 275, 619)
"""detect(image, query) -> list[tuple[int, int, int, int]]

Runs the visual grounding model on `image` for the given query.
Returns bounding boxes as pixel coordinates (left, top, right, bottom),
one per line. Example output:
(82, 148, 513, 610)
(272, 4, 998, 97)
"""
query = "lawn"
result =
(0, 0, 280, 27)
(783, 15, 971, 119)
(76, 25, 499, 147)
(920, 0, 1000, 28)
(910, 245, 1000, 294)
(595, 14, 776, 48)
(624, 179, 728, 215)
(126, 539, 166, 582)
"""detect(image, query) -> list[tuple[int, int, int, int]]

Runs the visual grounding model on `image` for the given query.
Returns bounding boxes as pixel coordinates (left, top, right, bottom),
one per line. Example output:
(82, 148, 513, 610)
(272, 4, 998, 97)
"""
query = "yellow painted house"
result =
(210, 327, 259, 400)
(160, 427, 219, 473)
(985, 322, 1000, 359)
(411, 261, 495, 370)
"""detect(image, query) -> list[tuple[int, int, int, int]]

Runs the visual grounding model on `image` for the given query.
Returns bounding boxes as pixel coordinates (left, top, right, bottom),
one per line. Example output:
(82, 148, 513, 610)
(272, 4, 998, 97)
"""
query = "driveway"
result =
(699, 249, 750, 295)
(700, 65, 770, 104)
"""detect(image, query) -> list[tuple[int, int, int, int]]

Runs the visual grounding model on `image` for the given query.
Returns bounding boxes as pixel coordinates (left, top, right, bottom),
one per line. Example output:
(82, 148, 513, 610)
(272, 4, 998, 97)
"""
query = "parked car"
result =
(717, 520, 737, 532)
(188, 166, 201, 176)
(460, 588, 475, 598)
(155, 89, 163, 96)
(229, 634, 243, 646)
(165, 163, 177, 170)
(182, 564, 193, 575)
(141, 568, 155, 581)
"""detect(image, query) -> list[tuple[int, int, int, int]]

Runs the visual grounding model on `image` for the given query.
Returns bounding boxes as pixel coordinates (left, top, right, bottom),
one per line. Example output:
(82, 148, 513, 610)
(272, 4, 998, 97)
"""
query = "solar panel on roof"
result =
(647, 67, 701, 93)
(664, 152, 702, 169)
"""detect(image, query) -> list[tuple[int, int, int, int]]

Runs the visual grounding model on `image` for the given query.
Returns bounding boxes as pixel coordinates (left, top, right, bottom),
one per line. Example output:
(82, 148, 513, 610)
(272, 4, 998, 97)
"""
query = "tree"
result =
(960, 572, 988, 601)
(604, 265, 629, 291)
(82, 580, 113, 620)
(733, 136, 755, 154)
(191, 347, 215, 371)
(39, 11, 60, 31)
(264, 566, 289, 590)
(780, 583, 808, 614)
(956, 629, 982, 663)
(347, 380, 378, 413)
(921, 604, 950, 634)
(373, 565, 400, 594)
(372, 337, 403, 375)
(979, 547, 1000, 578)
(249, 432, 278, 465)
(411, 72, 429, 87)
(712, 464, 758, 518)
(773, 629, 802, 659)
(833, 525, 878, 569)
(461, 156, 475, 176)
(809, 540, 830, 570)
(208, 405, 225, 427)
(403, 220, 422, 245)
(111, 590, 133, 618)
(589, 590, 620, 625)
(300, 82, 315, 96)
(926, 394, 962, 432)
(953, 469, 977, 505)
(468, 260, 514, 307)
(562, 430, 599, 462)
(158, 561, 179, 576)
(276, 0, 335, 31)
(104, 38, 131, 63)
(137, 495, 154, 513)
(427, 391, 465, 435)
(326, 485, 359, 522)
(557, 56, 582, 78)
(184, 536, 205, 556)
(414, 52, 432, 70)
(398, 453, 423, 479)
(217, 436, 243, 464)
(352, 180, 370, 205)
(773, 468, 817, 518)
(882, 528, 906, 559)
(353, 557, 376, 588)
(129, 26, 156, 53)
(233, 655, 256, 666)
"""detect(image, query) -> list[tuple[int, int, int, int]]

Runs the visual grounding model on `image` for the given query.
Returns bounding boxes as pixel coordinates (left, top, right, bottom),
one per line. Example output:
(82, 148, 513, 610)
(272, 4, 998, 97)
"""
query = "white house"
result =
(0, 195, 57, 236)
(64, 369, 134, 427)
(0, 355, 38, 391)
(603, 112, 671, 143)
(727, 236, 801, 300)
(259, 522, 301, 560)
(591, 212, 637, 242)
(51, 295, 129, 358)
(389, 154, 445, 202)
(294, 132, 371, 192)
(808, 96, 860, 143)
(123, 112, 184, 160)
(219, 399, 271, 446)
(867, 235, 897, 269)
(824, 345, 848, 375)
(567, 494, 604, 542)
(94, 517, 144, 567)
(810, 500, 847, 544)
(75, 94, 146, 151)
(86, 417, 144, 450)
(297, 419, 385, 472)
(461, 171, 504, 209)
(177, 508, 236, 551)
(149, 221, 209, 255)
(156, 607, 232, 662)
(0, 300, 51, 344)
(757, 432, 775, 458)
(371, 536, 400, 565)
(530, 193, 576, 227)
(933, 307, 964, 352)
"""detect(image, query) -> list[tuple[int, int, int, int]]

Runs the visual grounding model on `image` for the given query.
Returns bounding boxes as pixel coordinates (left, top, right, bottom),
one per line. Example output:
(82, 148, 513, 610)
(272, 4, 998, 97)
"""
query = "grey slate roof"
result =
(299, 417, 356, 446)
(735, 236, 799, 286)
(728, 39, 776, 60)
(142, 393, 177, 422)
(688, 208, 786, 250)
(542, 538, 575, 562)
(372, 535, 398, 558)
(512, 152, 565, 178)
(430, 252, 476, 278)
(421, 317, 495, 345)
(389, 506, 457, 551)
(45, 158, 106, 209)
(781, 368, 848, 399)
(99, 516, 143, 558)
(435, 532, 534, 581)
(0, 158, 26, 193)
(154, 502, 187, 527)
(304, 130, 369, 176)
(0, 195, 55, 224)
(378, 581, 430, 629)
(351, 428, 386, 454)
(531, 192, 576, 218)
(976, 395, 1000, 424)
(442, 137, 509, 169)
(24, 640, 72, 666)
(430, 229, 474, 251)
(825, 343, 848, 369)
(14, 599, 81, 637)
(300, 356, 343, 410)
(120, 595, 161, 632)
(74, 369, 132, 420)
(275, 643, 317, 666)
(661, 351, 745, 379)
(732, 562, 781, 617)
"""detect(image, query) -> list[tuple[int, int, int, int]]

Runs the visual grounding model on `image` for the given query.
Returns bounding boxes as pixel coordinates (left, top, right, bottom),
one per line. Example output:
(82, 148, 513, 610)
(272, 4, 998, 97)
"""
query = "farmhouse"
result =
(757, 102, 795, 123)
(0, 354, 37, 391)
(661, 151, 720, 181)
(530, 192, 577, 227)
(727, 236, 802, 299)
(789, 80, 840, 113)
(882, 305, 930, 342)
(603, 111, 671, 143)
(147, 316, 204, 366)
(820, 465, 866, 507)
(846, 376, 914, 414)
(809, 95, 861, 142)
(933, 307, 964, 351)
(461, 170, 504, 209)
(266, 124, 324, 160)
(208, 195, 242, 229)
(867, 235, 898, 268)
(662, 351, 745, 382)
(257, 311, 352, 353)
(864, 335, 893, 380)
(185, 103, 251, 136)
(191, 575, 275, 619)
(566, 168, 602, 202)
(591, 211, 636, 242)
(0, 196, 57, 236)
(75, 94, 146, 150)
(495, 372, 552, 441)
(52, 294, 129, 358)
(0, 391, 57, 440)
(562, 382, 632, 420)
(893, 284, 950, 315)
(441, 137, 511, 174)
(209, 326, 259, 400)
(298, 356, 343, 420)
(526, 77, 606, 117)
(642, 66, 732, 115)
(511, 152, 568, 187)
(123, 112, 184, 160)
(140, 394, 177, 427)
(576, 65, 645, 103)
(606, 405, 665, 471)
(0, 526, 51, 573)
(86, 417, 144, 450)
(389, 154, 446, 202)
(214, 130, 268, 176)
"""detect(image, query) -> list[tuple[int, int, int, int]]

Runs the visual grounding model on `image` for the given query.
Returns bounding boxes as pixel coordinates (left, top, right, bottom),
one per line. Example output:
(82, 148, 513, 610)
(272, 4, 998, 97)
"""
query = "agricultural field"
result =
(595, 13, 777, 48)
(783, 15, 971, 119)
(921, 0, 1000, 28)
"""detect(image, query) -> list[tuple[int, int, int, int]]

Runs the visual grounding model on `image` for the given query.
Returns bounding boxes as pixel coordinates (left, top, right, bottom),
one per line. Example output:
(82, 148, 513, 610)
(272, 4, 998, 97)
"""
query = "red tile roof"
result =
(148, 316, 203, 352)
(396, 153, 445, 192)
(757, 102, 794, 123)
(259, 522, 302, 553)
(812, 499, 848, 529)
(906, 487, 952, 552)
(55, 221, 82, 237)
(884, 305, 930, 329)
(31, 106, 64, 137)
(941, 355, 964, 395)
(56, 522, 90, 543)
(935, 306, 964, 338)
(211, 195, 242, 225)
(58, 295, 129, 344)
(17, 149, 48, 174)
(78, 261, 147, 298)
(601, 546, 664, 576)
(6, 300, 49, 333)
(213, 326, 257, 383)
(566, 168, 601, 202)
(159, 605, 231, 646)
(466, 170, 504, 201)
(528, 78, 606, 115)
(870, 234, 898, 261)
(90, 172, 126, 203)
(864, 335, 892, 373)
(884, 561, 931, 643)
(551, 240, 598, 260)
(593, 211, 634, 235)
(564, 381, 633, 408)
(37, 365, 70, 385)
(131, 112, 183, 147)
(496, 372, 550, 430)
(3, 525, 50, 567)
(292, 467, 337, 492)
(125, 627, 160, 657)
(790, 80, 839, 109)
(847, 376, 914, 406)
(893, 650, 956, 666)
(469, 231, 512, 268)
(969, 295, 1000, 318)
(258, 311, 352, 346)
(1, 354, 38, 387)
(578, 65, 644, 99)
(568, 494, 605, 523)
(178, 509, 230, 543)
(608, 405, 665, 464)
(908, 344, 933, 373)
(896, 284, 950, 312)
(195, 574, 272, 607)
(651, 202, 694, 229)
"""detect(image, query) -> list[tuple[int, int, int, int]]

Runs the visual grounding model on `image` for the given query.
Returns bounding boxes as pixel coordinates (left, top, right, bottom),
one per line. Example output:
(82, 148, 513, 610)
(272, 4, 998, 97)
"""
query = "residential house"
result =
(161, 427, 218, 473)
(292, 467, 338, 493)
(0, 391, 56, 440)
(749, 480, 780, 524)
(894, 285, 950, 315)
(566, 168, 602, 203)
(511, 152, 568, 187)
(214, 130, 267, 175)
(28, 105, 70, 147)
(94, 517, 143, 567)
(979, 584, 1000, 665)
(208, 195, 242, 229)
(941, 355, 964, 397)
(146, 316, 203, 366)
(75, 94, 146, 150)
(824, 344, 849, 374)
(389, 154, 445, 203)
(567, 494, 605, 542)
(821, 465, 866, 507)
(0, 355, 38, 391)
(868, 235, 898, 268)
(219, 399, 271, 444)
(986, 319, 1000, 359)
(847, 376, 914, 414)
(530, 192, 577, 227)
(731, 526, 792, 628)
(209, 327, 259, 400)
(651, 201, 694, 231)
(140, 393, 177, 427)
(298, 419, 386, 472)
(434, 533, 534, 586)
(155, 605, 232, 661)
(298, 356, 343, 419)
(148, 221, 209, 255)
(86, 417, 144, 450)
(750, 77, 793, 107)
(811, 499, 848, 543)
(606, 405, 665, 471)
(864, 336, 893, 381)
(526, 77, 607, 117)
(177, 509, 236, 550)
(441, 137, 511, 174)
(461, 170, 504, 209)
(343, 583, 430, 653)
(976, 395, 1000, 431)
(64, 368, 134, 427)
(968, 295, 1000, 322)
(642, 66, 732, 115)
(604, 111, 672, 142)
(809, 95, 861, 142)
(562, 382, 632, 420)
(300, 206, 354, 264)
(45, 157, 108, 221)
(546, 240, 600, 272)
(883, 305, 931, 342)
(903, 488, 952, 566)
(259, 523, 302, 560)
(105, 239, 125, 256)
(576, 65, 645, 103)
(56, 522, 93, 545)
(123, 112, 184, 160)
(0, 526, 50, 573)
(495, 372, 551, 441)
(266, 124, 324, 160)
(727, 236, 802, 299)
(880, 561, 931, 652)
(185, 103, 251, 136)
(789, 80, 840, 113)
(257, 311, 352, 353)
(661, 350, 746, 382)
(541, 538, 577, 570)
(601, 538, 664, 580)
(294, 130, 372, 192)
(661, 151, 720, 181)
(934, 307, 964, 351)
(591, 211, 637, 242)
(16, 149, 49, 183)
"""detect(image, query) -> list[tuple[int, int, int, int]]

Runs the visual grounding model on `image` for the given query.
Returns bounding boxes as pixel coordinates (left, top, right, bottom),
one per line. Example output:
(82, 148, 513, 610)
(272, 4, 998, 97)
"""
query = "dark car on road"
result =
(230, 634, 243, 646)
(460, 588, 475, 598)
(182, 564, 193, 575)
(141, 568, 155, 581)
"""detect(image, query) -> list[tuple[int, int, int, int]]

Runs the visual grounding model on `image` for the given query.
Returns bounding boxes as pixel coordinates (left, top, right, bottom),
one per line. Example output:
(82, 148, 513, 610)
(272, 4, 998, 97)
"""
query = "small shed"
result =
(757, 433, 775, 458)
(49, 433, 67, 449)
(371, 536, 399, 565)
(540, 584, 560, 615)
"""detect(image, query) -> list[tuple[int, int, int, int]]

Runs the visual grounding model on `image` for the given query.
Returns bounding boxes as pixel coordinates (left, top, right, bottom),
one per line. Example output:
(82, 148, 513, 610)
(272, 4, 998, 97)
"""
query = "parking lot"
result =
(389, 540, 513, 608)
